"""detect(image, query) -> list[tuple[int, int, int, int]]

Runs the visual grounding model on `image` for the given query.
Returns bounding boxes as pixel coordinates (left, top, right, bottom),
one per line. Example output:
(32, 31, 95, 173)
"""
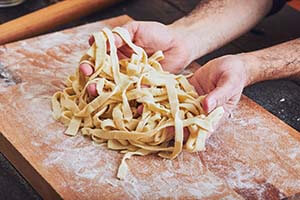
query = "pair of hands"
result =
(80, 21, 248, 114)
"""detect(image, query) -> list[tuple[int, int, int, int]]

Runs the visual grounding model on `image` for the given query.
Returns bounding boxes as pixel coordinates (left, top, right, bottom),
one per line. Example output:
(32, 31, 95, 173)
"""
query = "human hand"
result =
(136, 55, 249, 141)
(189, 55, 248, 113)
(79, 21, 195, 97)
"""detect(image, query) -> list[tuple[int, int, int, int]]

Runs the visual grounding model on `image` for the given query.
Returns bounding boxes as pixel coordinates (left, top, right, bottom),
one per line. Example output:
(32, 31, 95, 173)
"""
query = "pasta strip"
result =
(51, 27, 224, 179)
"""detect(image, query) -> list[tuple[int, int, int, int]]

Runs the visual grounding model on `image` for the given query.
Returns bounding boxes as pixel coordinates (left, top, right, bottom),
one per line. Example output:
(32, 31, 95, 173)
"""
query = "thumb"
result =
(89, 22, 138, 50)
(113, 21, 139, 48)
(203, 76, 234, 113)
(88, 32, 125, 50)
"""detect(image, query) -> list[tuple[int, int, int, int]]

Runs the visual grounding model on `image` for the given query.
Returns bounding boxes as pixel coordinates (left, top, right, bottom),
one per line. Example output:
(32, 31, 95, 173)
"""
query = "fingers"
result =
(136, 85, 150, 115)
(79, 62, 95, 97)
(188, 75, 205, 95)
(87, 83, 98, 97)
(110, 22, 137, 50)
(137, 104, 144, 116)
(122, 21, 138, 42)
(203, 75, 235, 113)
(88, 36, 95, 46)
(136, 103, 191, 142)
(117, 49, 129, 59)
(183, 127, 190, 141)
(79, 47, 129, 78)
(88, 34, 124, 49)
(204, 89, 226, 113)
(88, 21, 137, 50)
(79, 63, 96, 97)
(166, 126, 190, 142)
(79, 63, 94, 76)
(81, 21, 138, 92)
(118, 45, 134, 58)
(81, 22, 139, 96)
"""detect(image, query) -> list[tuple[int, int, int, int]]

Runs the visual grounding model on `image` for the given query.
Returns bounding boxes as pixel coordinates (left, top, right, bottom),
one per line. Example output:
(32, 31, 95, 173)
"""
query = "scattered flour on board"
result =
(42, 134, 240, 199)
(41, 103, 300, 199)
(44, 137, 106, 180)
(33, 27, 243, 200)
(2, 21, 298, 199)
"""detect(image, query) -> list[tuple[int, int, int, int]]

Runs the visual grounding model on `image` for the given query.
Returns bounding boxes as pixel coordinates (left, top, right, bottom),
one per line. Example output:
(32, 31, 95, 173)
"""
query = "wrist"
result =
(168, 19, 210, 63)
(237, 53, 261, 86)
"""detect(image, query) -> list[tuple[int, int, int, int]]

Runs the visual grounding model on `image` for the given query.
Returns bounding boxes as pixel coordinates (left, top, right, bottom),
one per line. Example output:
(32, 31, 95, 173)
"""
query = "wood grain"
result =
(0, 15, 132, 200)
(0, 0, 123, 45)
(0, 15, 299, 200)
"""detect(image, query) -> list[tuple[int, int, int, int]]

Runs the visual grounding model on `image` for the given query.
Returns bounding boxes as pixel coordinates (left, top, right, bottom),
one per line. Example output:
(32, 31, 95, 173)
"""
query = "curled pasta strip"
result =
(52, 27, 224, 179)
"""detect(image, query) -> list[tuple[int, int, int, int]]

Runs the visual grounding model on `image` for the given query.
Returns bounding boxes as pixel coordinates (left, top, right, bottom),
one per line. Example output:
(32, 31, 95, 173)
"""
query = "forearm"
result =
(240, 38, 300, 86)
(169, 0, 272, 62)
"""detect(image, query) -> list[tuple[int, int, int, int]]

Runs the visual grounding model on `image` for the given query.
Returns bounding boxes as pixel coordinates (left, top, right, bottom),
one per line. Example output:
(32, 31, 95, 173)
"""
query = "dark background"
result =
(0, 0, 299, 199)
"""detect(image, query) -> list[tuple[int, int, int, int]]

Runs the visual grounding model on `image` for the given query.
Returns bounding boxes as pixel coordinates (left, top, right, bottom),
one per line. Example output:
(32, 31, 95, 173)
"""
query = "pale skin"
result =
(189, 39, 300, 112)
(79, 0, 300, 126)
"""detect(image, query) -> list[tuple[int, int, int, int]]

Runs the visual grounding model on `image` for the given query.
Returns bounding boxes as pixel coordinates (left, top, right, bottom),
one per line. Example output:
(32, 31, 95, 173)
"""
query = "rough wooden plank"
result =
(0, 1, 187, 199)
(0, 0, 53, 24)
(0, 15, 243, 200)
(201, 96, 300, 199)
(0, 1, 299, 199)
(0, 0, 186, 35)
(0, 15, 132, 200)
(48, 0, 185, 31)
(1, 14, 300, 199)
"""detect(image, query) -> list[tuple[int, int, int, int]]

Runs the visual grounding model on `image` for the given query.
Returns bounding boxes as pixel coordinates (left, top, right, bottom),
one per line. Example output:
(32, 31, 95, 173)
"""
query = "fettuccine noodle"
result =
(52, 27, 224, 179)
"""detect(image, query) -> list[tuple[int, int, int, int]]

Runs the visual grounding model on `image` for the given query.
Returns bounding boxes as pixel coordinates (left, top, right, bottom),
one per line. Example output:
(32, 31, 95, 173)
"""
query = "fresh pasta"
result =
(52, 27, 224, 179)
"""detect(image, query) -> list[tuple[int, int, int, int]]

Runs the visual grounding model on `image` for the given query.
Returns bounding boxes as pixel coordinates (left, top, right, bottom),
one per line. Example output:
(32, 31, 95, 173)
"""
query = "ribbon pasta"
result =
(52, 27, 224, 179)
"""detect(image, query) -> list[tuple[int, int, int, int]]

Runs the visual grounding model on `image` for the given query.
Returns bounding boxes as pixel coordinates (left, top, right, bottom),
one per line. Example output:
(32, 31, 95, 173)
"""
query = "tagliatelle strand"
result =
(51, 27, 224, 180)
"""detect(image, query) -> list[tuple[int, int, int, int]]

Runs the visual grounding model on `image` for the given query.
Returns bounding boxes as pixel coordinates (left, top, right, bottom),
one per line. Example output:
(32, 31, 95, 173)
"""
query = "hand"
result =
(189, 55, 248, 113)
(79, 21, 195, 97)
(137, 55, 249, 141)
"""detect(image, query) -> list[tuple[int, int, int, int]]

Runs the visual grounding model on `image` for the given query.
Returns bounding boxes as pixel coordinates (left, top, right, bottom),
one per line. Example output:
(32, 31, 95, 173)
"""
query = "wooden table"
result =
(0, 1, 299, 199)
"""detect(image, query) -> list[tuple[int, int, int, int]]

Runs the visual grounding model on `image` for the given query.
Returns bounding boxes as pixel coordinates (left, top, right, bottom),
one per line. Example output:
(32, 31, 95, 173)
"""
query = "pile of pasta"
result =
(52, 27, 224, 179)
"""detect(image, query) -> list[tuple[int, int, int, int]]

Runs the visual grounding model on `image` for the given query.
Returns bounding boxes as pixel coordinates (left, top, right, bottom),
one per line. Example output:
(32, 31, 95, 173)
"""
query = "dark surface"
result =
(0, 0, 299, 199)
(0, 154, 40, 200)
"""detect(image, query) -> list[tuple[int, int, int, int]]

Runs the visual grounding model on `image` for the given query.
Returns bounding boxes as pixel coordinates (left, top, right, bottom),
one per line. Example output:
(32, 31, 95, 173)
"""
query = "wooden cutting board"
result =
(0, 15, 299, 200)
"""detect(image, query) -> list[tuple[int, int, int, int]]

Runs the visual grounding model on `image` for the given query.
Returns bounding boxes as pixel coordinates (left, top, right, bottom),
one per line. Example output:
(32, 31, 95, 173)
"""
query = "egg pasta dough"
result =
(52, 27, 224, 179)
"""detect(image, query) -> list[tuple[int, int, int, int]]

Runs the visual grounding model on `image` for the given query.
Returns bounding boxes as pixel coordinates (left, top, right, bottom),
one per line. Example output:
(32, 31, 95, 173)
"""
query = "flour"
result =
(202, 102, 300, 198)
(231, 117, 261, 127)
(1, 18, 299, 200)
(44, 136, 106, 180)
(37, 32, 71, 50)
(43, 135, 240, 199)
